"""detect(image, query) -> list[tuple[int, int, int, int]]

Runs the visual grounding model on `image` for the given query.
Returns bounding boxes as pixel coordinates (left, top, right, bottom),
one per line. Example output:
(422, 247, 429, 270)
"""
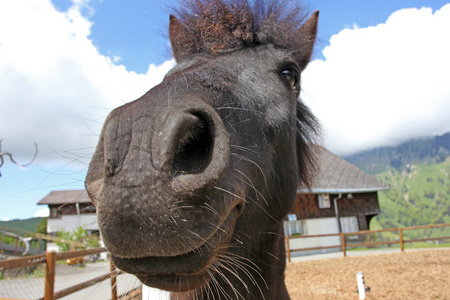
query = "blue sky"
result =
(1, 0, 450, 221)
(54, 0, 450, 73)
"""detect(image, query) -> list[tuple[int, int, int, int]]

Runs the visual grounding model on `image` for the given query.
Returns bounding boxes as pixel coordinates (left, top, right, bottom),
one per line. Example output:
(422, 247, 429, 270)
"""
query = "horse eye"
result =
(281, 68, 299, 90)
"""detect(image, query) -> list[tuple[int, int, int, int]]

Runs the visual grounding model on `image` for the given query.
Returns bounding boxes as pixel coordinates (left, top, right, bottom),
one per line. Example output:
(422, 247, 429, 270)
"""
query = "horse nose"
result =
(152, 95, 230, 196)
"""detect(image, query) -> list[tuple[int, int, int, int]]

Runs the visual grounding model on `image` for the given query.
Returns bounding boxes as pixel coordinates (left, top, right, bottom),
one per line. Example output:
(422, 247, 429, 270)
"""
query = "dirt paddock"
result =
(285, 249, 450, 299)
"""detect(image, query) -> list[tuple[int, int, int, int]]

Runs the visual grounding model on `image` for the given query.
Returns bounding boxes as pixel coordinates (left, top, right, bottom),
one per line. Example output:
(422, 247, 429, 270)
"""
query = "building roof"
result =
(300, 146, 388, 194)
(37, 190, 91, 205)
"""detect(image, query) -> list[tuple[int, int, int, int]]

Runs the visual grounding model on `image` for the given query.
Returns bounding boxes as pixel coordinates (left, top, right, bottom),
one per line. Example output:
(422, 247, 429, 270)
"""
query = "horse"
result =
(86, 1, 319, 299)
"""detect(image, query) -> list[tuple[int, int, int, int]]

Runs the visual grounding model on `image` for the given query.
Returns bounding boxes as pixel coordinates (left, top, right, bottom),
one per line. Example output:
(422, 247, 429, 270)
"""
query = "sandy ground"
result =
(285, 249, 450, 299)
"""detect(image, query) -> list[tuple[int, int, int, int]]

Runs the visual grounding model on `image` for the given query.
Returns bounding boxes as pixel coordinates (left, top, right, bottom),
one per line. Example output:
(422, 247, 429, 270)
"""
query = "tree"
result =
(56, 227, 100, 252)
(36, 217, 48, 235)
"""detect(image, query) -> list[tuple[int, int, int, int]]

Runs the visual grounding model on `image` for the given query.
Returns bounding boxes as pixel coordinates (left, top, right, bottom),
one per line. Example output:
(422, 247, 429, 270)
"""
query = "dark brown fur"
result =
(86, 1, 319, 299)
(170, 0, 317, 70)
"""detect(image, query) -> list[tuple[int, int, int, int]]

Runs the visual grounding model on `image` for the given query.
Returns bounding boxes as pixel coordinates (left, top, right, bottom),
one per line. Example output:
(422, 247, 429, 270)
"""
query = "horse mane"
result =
(171, 0, 310, 54)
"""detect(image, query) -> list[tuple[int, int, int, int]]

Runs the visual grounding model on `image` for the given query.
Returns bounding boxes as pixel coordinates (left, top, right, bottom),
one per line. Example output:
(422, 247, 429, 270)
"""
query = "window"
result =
(340, 216, 359, 233)
(318, 194, 331, 208)
(287, 214, 297, 221)
(83, 205, 96, 213)
(284, 216, 303, 236)
(50, 207, 62, 219)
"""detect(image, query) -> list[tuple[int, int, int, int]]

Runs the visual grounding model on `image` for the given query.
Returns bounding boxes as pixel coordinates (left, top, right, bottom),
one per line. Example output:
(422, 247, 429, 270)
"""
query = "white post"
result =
(76, 203, 81, 227)
(356, 271, 366, 299)
(142, 285, 170, 300)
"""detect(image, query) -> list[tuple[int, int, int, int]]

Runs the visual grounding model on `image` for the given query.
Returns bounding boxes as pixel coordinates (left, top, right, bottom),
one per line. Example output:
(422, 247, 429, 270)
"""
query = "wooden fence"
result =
(2, 223, 449, 297)
(285, 223, 450, 262)
(0, 247, 128, 300)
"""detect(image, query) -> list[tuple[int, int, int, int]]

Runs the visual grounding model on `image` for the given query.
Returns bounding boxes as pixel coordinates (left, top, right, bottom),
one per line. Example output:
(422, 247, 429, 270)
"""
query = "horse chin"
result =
(137, 268, 215, 292)
(112, 240, 225, 292)
(110, 206, 240, 292)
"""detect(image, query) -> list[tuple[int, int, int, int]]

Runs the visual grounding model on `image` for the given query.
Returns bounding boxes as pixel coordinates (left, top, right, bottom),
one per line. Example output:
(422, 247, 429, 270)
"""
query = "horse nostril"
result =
(172, 113, 214, 175)
(151, 96, 229, 194)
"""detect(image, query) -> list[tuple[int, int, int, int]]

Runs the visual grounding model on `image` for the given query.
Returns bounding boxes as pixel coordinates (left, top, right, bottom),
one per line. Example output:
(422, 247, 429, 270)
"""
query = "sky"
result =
(1, 0, 450, 221)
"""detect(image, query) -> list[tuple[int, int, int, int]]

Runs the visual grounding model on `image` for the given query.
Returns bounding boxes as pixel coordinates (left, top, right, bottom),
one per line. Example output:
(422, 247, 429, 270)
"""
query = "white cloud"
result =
(0, 0, 174, 165)
(112, 56, 122, 63)
(34, 207, 49, 218)
(302, 4, 450, 156)
(2, 1, 449, 166)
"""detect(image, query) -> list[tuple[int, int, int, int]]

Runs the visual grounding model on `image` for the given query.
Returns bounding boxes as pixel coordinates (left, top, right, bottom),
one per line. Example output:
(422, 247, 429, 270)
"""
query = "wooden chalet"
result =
(284, 146, 388, 255)
(37, 190, 98, 236)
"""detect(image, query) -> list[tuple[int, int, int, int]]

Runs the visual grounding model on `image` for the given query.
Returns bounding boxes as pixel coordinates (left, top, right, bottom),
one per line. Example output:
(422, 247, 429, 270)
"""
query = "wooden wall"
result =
(49, 203, 96, 218)
(289, 192, 381, 230)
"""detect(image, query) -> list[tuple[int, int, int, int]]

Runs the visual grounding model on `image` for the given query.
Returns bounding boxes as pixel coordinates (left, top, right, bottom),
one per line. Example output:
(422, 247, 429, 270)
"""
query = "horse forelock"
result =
(171, 0, 310, 55)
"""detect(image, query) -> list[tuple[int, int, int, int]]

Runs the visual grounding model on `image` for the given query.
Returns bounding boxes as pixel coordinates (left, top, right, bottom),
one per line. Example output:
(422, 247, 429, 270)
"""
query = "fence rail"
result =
(0, 247, 138, 300)
(3, 223, 449, 297)
(1, 226, 84, 248)
(286, 222, 450, 262)
(1, 227, 84, 257)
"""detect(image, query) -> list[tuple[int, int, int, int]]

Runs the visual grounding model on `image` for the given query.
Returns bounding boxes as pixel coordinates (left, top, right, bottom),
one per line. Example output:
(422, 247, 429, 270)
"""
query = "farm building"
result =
(37, 189, 98, 236)
(284, 146, 388, 255)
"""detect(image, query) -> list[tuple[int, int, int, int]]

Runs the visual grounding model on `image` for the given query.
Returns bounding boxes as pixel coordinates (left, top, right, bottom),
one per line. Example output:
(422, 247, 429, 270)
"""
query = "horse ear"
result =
(170, 15, 194, 62)
(295, 11, 319, 70)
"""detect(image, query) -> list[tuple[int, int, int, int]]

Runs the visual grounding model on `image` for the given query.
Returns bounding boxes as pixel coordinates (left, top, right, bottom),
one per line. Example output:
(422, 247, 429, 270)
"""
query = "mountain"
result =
(373, 157, 450, 236)
(0, 217, 45, 233)
(344, 132, 450, 176)
(343, 132, 450, 238)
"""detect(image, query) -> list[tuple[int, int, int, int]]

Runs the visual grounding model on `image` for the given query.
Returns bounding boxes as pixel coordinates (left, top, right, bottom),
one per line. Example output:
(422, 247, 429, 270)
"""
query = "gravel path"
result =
(285, 248, 450, 299)
(0, 261, 140, 300)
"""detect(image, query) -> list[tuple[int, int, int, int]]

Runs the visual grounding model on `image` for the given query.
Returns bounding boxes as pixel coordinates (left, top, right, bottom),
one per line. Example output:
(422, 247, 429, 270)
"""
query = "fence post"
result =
(399, 227, 404, 253)
(286, 236, 291, 263)
(15, 236, 18, 256)
(341, 232, 346, 257)
(1, 228, 5, 251)
(110, 260, 118, 300)
(44, 251, 56, 300)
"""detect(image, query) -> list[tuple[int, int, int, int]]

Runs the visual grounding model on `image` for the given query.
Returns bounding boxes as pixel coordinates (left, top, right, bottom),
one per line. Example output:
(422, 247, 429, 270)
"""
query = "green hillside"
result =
(343, 132, 450, 239)
(372, 156, 450, 238)
(0, 217, 45, 233)
(345, 132, 450, 175)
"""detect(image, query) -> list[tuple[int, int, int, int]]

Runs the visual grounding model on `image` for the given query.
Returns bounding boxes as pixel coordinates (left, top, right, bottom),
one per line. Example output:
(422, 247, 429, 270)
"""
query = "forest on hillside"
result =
(0, 217, 44, 232)
(345, 132, 450, 175)
(346, 132, 450, 239)
(374, 157, 450, 228)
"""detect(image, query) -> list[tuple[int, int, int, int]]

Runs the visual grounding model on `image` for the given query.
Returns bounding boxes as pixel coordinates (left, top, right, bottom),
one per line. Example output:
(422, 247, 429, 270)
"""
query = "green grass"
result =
(373, 156, 450, 236)
(346, 241, 450, 252)
(27, 265, 46, 278)
(402, 241, 450, 249)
